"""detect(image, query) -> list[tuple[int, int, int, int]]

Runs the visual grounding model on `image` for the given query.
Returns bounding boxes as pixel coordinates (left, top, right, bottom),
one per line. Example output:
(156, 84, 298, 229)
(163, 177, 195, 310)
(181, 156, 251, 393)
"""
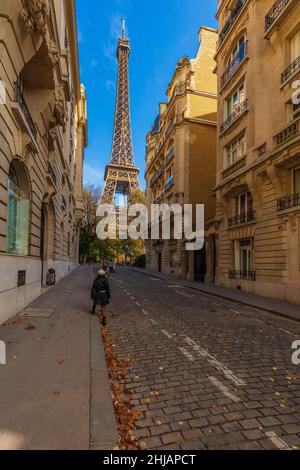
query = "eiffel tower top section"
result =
(108, 19, 137, 169)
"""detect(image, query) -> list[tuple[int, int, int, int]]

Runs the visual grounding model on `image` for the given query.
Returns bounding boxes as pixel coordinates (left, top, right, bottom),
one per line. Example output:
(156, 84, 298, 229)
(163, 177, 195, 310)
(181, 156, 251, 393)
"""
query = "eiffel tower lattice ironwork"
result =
(101, 20, 140, 205)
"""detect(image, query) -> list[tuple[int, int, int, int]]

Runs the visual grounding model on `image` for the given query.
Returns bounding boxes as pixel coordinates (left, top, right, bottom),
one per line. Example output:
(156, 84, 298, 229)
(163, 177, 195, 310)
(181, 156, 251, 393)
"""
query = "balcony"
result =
(222, 155, 246, 179)
(228, 209, 255, 227)
(12, 83, 37, 141)
(150, 168, 164, 188)
(281, 56, 300, 84)
(277, 192, 300, 211)
(220, 99, 248, 135)
(221, 43, 247, 89)
(229, 270, 256, 281)
(265, 0, 295, 35)
(274, 120, 299, 147)
(166, 147, 175, 165)
(218, 0, 248, 46)
(46, 162, 57, 187)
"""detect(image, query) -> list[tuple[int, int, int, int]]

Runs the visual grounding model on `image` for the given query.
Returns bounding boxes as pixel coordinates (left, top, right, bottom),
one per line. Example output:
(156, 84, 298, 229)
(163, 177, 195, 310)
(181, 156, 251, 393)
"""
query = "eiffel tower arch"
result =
(101, 20, 140, 207)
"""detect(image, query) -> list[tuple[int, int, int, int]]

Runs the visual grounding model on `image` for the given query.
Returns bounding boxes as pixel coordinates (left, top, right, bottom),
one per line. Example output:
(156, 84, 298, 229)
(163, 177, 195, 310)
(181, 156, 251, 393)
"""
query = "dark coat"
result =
(91, 278, 111, 306)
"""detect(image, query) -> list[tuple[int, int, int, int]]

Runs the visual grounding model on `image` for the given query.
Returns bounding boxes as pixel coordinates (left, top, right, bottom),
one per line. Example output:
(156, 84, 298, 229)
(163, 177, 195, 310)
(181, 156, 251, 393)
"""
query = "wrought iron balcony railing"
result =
(166, 147, 175, 164)
(265, 0, 292, 33)
(228, 209, 255, 227)
(222, 156, 246, 179)
(277, 192, 300, 211)
(221, 42, 247, 89)
(220, 99, 248, 134)
(219, 0, 248, 46)
(281, 56, 300, 84)
(47, 162, 57, 186)
(274, 120, 299, 146)
(14, 83, 37, 139)
(229, 270, 256, 281)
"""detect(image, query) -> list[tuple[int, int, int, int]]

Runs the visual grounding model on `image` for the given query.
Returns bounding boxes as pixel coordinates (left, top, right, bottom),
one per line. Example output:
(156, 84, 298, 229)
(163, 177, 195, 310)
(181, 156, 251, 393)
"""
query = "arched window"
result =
(7, 162, 30, 255)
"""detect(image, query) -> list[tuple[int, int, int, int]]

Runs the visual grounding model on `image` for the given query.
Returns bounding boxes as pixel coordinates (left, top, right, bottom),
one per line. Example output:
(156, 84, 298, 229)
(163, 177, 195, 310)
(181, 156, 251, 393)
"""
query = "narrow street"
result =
(1, 265, 300, 451)
(107, 267, 300, 450)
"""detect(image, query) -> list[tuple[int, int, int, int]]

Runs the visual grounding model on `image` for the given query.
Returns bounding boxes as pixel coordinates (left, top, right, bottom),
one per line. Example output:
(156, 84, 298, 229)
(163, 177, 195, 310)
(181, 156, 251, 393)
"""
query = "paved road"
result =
(107, 267, 300, 450)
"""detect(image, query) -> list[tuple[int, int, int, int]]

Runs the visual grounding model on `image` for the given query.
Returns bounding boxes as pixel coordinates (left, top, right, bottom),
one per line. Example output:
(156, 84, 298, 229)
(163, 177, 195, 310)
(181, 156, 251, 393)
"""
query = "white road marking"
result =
(208, 376, 240, 403)
(178, 347, 195, 363)
(213, 303, 222, 307)
(279, 328, 297, 337)
(149, 318, 158, 326)
(176, 291, 194, 298)
(135, 302, 141, 307)
(142, 309, 149, 316)
(161, 330, 173, 340)
(184, 336, 246, 387)
(266, 431, 292, 450)
(230, 309, 240, 314)
(167, 285, 188, 289)
(146, 278, 163, 281)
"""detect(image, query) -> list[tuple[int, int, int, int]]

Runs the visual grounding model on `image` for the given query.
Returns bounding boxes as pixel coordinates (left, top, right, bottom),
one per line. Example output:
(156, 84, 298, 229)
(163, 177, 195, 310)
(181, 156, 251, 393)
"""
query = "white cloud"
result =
(83, 163, 104, 187)
(105, 79, 116, 93)
(90, 58, 98, 69)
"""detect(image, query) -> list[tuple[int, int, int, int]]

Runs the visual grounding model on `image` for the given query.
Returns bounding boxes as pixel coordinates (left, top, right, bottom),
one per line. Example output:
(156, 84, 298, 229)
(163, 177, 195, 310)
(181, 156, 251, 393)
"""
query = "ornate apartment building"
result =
(214, 0, 300, 303)
(145, 27, 218, 281)
(0, 0, 87, 323)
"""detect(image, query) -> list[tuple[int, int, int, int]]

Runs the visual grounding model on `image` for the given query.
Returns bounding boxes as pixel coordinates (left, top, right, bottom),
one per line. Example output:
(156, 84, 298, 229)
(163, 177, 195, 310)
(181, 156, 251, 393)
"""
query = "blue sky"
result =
(76, 0, 217, 190)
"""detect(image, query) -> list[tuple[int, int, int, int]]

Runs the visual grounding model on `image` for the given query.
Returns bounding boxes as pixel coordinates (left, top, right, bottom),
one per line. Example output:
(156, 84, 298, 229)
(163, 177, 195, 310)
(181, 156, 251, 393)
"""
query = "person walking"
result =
(91, 270, 111, 326)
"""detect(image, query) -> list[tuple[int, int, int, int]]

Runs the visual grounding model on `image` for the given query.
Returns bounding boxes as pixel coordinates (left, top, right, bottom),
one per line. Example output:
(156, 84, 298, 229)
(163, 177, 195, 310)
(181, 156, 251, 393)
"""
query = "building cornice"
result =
(64, 0, 80, 102)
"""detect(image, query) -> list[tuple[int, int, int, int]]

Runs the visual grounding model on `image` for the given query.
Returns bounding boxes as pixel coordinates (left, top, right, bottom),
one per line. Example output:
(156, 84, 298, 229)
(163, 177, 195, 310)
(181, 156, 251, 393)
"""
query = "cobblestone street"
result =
(107, 267, 300, 451)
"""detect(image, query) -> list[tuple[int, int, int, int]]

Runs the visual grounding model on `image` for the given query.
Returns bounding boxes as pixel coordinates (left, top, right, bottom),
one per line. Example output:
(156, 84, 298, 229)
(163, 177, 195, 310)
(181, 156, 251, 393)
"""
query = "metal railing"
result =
(47, 162, 57, 186)
(166, 147, 175, 164)
(274, 120, 299, 146)
(221, 42, 247, 89)
(220, 99, 248, 134)
(265, 0, 292, 33)
(229, 270, 256, 281)
(219, 0, 248, 45)
(15, 83, 37, 139)
(277, 192, 300, 211)
(228, 209, 255, 227)
(281, 55, 300, 84)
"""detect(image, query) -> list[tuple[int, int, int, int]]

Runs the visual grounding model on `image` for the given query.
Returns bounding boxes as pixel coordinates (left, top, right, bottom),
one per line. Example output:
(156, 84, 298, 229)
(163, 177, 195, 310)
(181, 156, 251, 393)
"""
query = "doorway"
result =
(194, 246, 206, 282)
(158, 253, 162, 272)
(40, 208, 45, 285)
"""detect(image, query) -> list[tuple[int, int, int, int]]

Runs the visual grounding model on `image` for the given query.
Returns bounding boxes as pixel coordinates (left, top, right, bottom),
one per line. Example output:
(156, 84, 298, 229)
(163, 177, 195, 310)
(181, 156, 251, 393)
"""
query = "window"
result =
(225, 82, 245, 118)
(234, 238, 253, 272)
(224, 133, 246, 168)
(291, 30, 300, 62)
(294, 168, 300, 194)
(227, 36, 245, 68)
(7, 163, 30, 256)
(235, 191, 253, 217)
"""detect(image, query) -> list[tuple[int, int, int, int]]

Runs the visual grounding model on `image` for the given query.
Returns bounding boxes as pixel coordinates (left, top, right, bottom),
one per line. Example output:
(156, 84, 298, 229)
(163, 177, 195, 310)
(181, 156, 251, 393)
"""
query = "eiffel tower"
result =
(101, 19, 140, 206)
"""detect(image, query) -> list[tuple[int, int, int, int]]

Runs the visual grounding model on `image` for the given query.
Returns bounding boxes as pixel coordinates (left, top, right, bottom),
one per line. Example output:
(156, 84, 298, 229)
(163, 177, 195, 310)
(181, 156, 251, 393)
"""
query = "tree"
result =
(79, 184, 102, 262)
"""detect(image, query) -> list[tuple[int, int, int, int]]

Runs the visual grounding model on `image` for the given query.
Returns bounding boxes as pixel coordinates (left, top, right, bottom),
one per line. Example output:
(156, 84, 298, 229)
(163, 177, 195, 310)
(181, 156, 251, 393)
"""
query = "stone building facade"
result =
(145, 27, 217, 281)
(0, 0, 87, 323)
(214, 0, 300, 303)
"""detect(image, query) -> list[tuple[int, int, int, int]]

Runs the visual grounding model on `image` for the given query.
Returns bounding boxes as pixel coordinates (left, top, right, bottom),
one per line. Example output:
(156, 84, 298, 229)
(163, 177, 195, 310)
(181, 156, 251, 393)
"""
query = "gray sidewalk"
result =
(0, 266, 118, 450)
(131, 267, 300, 323)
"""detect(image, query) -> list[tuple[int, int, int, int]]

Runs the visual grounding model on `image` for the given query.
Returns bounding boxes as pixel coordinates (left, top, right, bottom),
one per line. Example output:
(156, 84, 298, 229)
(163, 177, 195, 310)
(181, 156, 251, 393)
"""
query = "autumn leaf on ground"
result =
(57, 359, 65, 366)
(25, 324, 36, 331)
